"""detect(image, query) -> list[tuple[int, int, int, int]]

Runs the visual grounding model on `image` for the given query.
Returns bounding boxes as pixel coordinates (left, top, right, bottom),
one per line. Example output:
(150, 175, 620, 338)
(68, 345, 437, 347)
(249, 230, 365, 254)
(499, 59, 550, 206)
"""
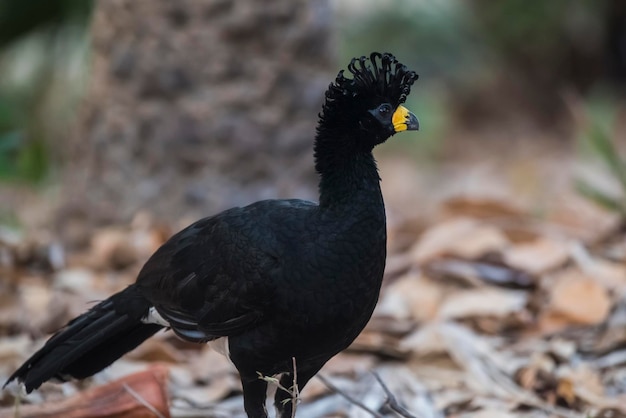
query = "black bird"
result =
(4, 52, 419, 418)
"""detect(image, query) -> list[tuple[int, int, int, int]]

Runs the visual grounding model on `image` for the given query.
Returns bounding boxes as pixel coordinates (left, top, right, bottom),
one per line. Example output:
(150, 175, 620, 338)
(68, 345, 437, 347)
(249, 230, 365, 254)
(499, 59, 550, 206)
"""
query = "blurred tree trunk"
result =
(61, 0, 334, 231)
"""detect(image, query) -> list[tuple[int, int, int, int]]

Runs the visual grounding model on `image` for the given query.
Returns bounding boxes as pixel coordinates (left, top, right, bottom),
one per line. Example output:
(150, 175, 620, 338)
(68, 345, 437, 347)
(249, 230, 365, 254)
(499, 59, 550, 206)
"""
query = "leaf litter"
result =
(1, 196, 625, 417)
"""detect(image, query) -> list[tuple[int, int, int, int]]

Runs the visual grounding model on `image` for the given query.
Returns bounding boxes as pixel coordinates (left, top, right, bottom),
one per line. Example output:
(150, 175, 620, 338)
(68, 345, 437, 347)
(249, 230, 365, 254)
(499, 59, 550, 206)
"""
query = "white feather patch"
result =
(4, 379, 27, 398)
(142, 307, 231, 363)
(142, 307, 170, 327)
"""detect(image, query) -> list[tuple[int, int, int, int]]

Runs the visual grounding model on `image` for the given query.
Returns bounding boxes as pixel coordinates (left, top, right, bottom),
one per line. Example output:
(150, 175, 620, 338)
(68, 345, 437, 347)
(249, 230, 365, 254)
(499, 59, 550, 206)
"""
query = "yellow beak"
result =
(392, 105, 420, 133)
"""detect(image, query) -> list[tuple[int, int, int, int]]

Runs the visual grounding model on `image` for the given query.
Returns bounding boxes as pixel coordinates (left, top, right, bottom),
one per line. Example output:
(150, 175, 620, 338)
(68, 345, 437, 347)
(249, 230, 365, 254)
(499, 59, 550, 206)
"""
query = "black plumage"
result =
(4, 52, 419, 418)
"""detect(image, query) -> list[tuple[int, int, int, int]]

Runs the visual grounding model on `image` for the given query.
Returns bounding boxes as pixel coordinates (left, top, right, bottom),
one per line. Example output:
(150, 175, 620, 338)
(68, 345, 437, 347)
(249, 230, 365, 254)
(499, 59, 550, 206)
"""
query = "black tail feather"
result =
(4, 285, 162, 392)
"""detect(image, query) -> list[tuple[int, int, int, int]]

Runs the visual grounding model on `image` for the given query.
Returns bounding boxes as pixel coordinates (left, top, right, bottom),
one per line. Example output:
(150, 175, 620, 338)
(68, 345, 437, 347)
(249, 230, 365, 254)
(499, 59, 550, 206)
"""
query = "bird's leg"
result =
(274, 367, 320, 418)
(242, 378, 269, 418)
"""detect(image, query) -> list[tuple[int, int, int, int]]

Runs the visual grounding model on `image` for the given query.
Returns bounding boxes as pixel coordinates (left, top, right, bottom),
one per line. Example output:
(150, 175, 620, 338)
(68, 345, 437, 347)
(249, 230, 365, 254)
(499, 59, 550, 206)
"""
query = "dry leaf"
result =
(127, 339, 184, 363)
(322, 352, 377, 376)
(586, 259, 626, 290)
(298, 376, 330, 400)
(503, 237, 570, 275)
(438, 288, 527, 320)
(547, 196, 620, 243)
(53, 268, 100, 293)
(559, 364, 604, 406)
(0, 365, 170, 418)
(0, 335, 32, 368)
(569, 243, 626, 290)
(460, 409, 517, 418)
(90, 227, 138, 270)
(189, 345, 235, 381)
(349, 331, 409, 359)
(410, 218, 509, 264)
(442, 196, 525, 220)
(546, 269, 611, 326)
(400, 323, 449, 357)
(171, 374, 240, 405)
(376, 272, 443, 322)
(424, 258, 534, 288)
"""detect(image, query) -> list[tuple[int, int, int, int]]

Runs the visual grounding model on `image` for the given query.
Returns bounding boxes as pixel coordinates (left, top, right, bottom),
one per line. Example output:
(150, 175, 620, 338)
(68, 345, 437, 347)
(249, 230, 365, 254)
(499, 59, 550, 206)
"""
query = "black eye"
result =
(378, 104, 391, 116)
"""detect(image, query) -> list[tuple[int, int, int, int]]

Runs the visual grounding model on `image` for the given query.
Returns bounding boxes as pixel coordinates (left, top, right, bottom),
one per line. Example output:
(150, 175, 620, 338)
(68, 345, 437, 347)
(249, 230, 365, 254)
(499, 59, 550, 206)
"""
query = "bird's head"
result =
(318, 52, 419, 149)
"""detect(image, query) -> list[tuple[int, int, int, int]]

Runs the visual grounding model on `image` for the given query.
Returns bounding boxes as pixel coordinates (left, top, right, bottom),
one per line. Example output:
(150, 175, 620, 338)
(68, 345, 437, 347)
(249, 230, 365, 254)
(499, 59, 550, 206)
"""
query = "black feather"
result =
(4, 286, 161, 392)
(5, 52, 419, 418)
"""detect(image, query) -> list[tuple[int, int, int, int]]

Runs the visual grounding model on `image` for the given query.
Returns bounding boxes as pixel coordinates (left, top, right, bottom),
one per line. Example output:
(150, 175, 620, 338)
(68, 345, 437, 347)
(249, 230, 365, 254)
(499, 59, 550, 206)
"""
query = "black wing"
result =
(135, 200, 315, 342)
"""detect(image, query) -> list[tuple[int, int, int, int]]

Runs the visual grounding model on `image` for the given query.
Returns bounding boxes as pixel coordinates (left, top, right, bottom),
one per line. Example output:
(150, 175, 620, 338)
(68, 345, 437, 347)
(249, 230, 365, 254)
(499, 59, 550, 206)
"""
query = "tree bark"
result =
(63, 0, 335, 226)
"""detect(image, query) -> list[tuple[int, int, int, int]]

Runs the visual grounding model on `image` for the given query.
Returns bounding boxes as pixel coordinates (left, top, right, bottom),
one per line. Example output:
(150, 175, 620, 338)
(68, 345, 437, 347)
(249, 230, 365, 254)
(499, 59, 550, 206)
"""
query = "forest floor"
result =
(1, 134, 625, 418)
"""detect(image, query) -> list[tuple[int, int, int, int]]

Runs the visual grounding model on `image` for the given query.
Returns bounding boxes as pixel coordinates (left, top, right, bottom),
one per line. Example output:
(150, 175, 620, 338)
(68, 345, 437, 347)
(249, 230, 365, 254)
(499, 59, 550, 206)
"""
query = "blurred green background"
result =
(1, 0, 625, 225)
(0, 0, 92, 183)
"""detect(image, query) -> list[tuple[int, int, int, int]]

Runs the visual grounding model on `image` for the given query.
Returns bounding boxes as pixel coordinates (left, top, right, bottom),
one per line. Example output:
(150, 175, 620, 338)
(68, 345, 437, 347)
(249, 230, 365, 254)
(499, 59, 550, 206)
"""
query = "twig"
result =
(291, 357, 298, 418)
(373, 372, 417, 418)
(14, 395, 21, 418)
(122, 383, 168, 418)
(258, 374, 291, 394)
(316, 374, 384, 418)
(257, 358, 300, 417)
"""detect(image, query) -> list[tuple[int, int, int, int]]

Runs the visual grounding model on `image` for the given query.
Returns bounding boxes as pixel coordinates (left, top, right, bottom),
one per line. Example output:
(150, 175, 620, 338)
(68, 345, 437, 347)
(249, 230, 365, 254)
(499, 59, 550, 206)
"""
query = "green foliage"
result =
(575, 108, 626, 218)
(0, 0, 92, 185)
(337, 1, 484, 83)
(0, 0, 93, 48)
(473, 1, 592, 54)
(336, 1, 480, 159)
(0, 92, 49, 183)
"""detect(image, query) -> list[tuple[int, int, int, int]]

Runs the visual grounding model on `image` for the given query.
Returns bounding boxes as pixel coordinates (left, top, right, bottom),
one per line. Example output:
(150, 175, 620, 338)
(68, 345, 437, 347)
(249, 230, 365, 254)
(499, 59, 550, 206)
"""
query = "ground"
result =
(1, 136, 626, 418)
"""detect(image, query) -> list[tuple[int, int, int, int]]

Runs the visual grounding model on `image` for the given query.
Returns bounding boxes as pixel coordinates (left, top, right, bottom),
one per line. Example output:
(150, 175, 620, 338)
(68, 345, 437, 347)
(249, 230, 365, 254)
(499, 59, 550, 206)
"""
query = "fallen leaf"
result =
(53, 268, 100, 293)
(401, 323, 449, 357)
(442, 196, 526, 220)
(0, 335, 31, 366)
(559, 363, 604, 406)
(349, 331, 409, 359)
(502, 237, 570, 275)
(376, 272, 443, 322)
(460, 409, 518, 418)
(438, 288, 528, 320)
(190, 345, 236, 381)
(424, 258, 534, 289)
(0, 365, 170, 418)
(546, 269, 611, 326)
(127, 339, 184, 363)
(322, 352, 377, 376)
(171, 374, 239, 404)
(90, 227, 138, 270)
(410, 218, 509, 264)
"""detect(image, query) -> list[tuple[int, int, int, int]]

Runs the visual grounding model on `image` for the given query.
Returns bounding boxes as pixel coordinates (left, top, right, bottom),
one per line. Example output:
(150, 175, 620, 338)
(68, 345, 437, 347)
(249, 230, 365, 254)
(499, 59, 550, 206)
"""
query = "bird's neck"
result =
(314, 136, 384, 211)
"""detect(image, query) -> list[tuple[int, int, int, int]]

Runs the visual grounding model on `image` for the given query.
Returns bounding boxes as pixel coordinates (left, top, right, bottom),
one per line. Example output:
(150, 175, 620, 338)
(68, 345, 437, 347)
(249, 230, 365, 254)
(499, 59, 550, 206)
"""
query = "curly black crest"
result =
(321, 52, 418, 118)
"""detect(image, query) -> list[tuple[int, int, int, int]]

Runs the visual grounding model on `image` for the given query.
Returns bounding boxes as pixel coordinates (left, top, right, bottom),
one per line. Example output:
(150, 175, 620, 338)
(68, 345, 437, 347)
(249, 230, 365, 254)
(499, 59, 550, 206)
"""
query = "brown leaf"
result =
(171, 374, 240, 405)
(442, 196, 526, 220)
(544, 269, 612, 327)
(400, 323, 449, 357)
(90, 228, 138, 270)
(547, 196, 621, 243)
(349, 331, 409, 359)
(462, 410, 518, 418)
(376, 272, 443, 322)
(411, 218, 509, 264)
(561, 364, 604, 406)
(438, 288, 528, 320)
(0, 365, 170, 418)
(503, 237, 570, 275)
(188, 345, 235, 381)
(556, 377, 576, 406)
(322, 352, 377, 376)
(127, 339, 184, 363)
(424, 258, 534, 288)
